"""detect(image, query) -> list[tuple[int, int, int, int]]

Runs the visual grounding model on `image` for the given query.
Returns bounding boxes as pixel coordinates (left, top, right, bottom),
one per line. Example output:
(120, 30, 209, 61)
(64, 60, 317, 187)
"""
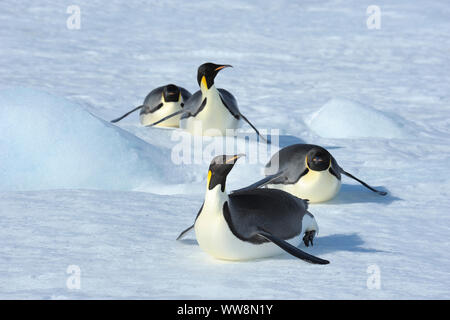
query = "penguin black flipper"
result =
(218, 89, 267, 143)
(145, 95, 203, 126)
(181, 91, 204, 119)
(176, 225, 194, 241)
(111, 86, 167, 123)
(340, 169, 387, 196)
(111, 105, 145, 123)
(145, 109, 185, 127)
(257, 231, 329, 265)
(218, 89, 240, 119)
(176, 203, 204, 240)
(239, 114, 268, 143)
(190, 98, 207, 117)
(231, 171, 286, 193)
(329, 156, 342, 180)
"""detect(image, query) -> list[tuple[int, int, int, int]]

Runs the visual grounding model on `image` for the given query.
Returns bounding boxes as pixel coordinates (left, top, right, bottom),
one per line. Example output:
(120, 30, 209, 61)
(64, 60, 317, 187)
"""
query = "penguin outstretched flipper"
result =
(176, 225, 194, 240)
(146, 93, 205, 127)
(176, 203, 204, 240)
(340, 169, 387, 196)
(257, 231, 329, 265)
(111, 105, 145, 123)
(145, 109, 185, 127)
(218, 89, 267, 143)
(239, 114, 268, 143)
(231, 171, 285, 193)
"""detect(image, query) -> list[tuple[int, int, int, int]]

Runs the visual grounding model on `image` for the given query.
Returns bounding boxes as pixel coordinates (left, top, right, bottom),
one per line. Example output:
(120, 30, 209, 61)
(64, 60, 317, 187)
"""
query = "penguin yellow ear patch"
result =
(207, 170, 212, 186)
(201, 76, 208, 90)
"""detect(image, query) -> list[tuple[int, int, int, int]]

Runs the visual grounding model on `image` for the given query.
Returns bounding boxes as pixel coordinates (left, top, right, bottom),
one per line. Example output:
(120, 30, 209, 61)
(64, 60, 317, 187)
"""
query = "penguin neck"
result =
(203, 183, 228, 216)
(201, 83, 219, 98)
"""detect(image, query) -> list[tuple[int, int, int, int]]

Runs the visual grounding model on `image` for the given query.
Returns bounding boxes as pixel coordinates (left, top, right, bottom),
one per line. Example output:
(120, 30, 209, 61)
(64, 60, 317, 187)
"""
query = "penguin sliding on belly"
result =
(177, 154, 329, 264)
(110, 84, 191, 128)
(234, 144, 387, 203)
(147, 63, 267, 141)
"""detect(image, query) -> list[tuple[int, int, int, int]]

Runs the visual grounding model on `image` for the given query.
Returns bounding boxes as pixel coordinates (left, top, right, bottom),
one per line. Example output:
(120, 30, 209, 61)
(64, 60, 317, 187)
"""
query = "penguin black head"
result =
(162, 84, 181, 103)
(197, 63, 232, 90)
(306, 147, 331, 171)
(207, 154, 244, 191)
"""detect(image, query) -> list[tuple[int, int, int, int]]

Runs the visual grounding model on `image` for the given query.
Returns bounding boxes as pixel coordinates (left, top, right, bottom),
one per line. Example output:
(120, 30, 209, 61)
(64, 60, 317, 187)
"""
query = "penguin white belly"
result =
(268, 170, 341, 203)
(140, 102, 182, 128)
(195, 210, 300, 261)
(180, 90, 240, 136)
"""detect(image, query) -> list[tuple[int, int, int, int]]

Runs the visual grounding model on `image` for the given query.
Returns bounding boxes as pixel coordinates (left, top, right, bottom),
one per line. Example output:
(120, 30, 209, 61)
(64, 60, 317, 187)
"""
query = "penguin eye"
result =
(181, 103, 184, 108)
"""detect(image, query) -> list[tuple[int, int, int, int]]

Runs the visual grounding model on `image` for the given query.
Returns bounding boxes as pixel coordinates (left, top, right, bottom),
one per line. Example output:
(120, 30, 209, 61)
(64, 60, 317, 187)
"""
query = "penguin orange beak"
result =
(214, 64, 233, 72)
(225, 153, 245, 164)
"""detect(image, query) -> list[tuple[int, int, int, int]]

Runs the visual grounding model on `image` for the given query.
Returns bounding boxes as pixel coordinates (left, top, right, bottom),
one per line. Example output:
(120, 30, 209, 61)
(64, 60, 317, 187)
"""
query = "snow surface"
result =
(307, 98, 410, 139)
(0, 88, 178, 192)
(1, 0, 450, 299)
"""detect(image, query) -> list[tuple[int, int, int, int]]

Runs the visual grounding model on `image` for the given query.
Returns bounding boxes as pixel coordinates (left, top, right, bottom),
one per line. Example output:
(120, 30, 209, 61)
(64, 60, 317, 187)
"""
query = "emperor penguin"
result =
(147, 63, 266, 141)
(110, 84, 191, 128)
(234, 144, 387, 203)
(177, 154, 329, 264)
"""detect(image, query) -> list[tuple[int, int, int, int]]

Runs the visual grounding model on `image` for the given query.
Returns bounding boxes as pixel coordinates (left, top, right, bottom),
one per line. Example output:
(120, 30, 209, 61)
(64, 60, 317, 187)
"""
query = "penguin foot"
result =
(303, 230, 316, 247)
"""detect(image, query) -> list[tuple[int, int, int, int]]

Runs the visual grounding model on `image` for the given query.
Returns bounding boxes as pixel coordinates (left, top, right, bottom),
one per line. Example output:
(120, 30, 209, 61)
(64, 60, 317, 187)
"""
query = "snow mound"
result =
(307, 98, 409, 139)
(0, 88, 175, 191)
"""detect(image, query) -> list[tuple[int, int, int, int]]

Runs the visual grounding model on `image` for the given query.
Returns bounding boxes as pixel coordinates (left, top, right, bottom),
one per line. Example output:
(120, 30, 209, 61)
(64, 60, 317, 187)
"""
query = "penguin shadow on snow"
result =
(177, 233, 384, 262)
(177, 238, 198, 246)
(307, 233, 385, 255)
(270, 233, 385, 262)
(324, 184, 400, 205)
